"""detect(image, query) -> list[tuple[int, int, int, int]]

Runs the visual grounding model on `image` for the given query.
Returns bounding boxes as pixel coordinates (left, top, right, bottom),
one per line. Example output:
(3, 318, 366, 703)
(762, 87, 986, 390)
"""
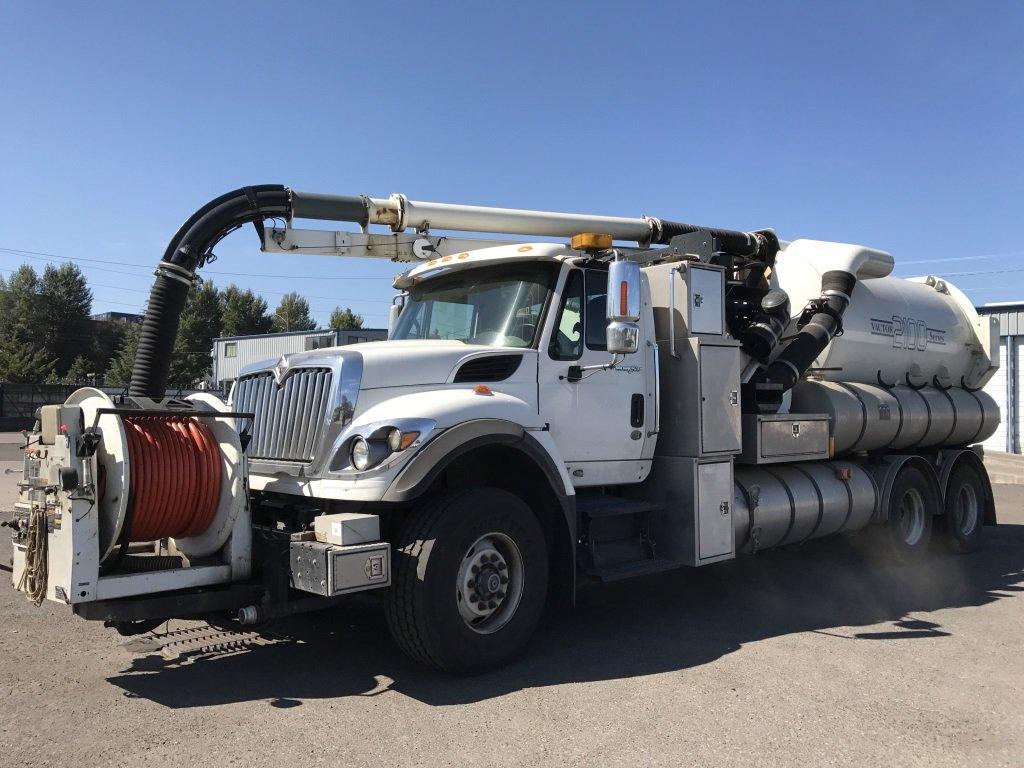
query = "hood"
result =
(261, 339, 536, 390)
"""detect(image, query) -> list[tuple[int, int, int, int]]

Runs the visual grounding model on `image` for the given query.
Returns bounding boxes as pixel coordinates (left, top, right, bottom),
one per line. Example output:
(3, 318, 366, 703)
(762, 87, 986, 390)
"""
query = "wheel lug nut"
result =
(500, 575, 508, 584)
(477, 602, 487, 611)
(498, 562, 507, 571)
(467, 580, 476, 589)
(471, 565, 479, 574)
(488, 600, 496, 609)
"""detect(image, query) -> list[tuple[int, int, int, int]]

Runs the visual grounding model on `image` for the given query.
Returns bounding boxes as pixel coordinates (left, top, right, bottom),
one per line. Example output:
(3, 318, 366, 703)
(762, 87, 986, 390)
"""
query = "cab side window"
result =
(549, 270, 583, 360)
(584, 269, 608, 351)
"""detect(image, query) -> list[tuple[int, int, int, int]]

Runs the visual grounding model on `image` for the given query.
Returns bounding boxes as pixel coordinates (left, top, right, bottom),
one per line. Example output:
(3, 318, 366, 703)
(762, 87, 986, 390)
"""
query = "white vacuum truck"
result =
(8, 186, 1000, 673)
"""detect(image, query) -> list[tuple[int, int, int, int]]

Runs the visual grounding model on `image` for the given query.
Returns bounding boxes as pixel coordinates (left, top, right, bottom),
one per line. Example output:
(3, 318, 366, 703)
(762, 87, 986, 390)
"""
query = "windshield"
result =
(392, 262, 557, 348)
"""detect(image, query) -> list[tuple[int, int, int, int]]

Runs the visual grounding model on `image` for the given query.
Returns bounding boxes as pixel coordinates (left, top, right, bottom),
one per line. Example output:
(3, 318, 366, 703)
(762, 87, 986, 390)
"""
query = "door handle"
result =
(630, 393, 645, 428)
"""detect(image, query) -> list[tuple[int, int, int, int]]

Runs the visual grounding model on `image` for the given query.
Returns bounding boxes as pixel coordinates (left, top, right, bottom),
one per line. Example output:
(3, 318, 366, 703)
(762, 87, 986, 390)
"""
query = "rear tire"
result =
(877, 464, 937, 563)
(384, 487, 548, 674)
(938, 463, 985, 553)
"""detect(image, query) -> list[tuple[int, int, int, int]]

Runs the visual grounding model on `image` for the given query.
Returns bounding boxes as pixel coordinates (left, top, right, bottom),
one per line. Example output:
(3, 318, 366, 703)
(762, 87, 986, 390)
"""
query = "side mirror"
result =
(387, 295, 406, 339)
(606, 260, 641, 354)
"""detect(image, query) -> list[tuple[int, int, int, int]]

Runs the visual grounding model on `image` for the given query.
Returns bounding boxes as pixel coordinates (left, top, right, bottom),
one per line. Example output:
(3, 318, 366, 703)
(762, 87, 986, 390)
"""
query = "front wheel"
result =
(385, 487, 548, 674)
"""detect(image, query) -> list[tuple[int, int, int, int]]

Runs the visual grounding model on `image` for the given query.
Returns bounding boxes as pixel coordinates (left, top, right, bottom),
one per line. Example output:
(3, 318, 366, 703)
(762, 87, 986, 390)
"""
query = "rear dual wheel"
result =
(878, 465, 937, 563)
(384, 487, 548, 675)
(937, 463, 985, 553)
(876, 461, 987, 561)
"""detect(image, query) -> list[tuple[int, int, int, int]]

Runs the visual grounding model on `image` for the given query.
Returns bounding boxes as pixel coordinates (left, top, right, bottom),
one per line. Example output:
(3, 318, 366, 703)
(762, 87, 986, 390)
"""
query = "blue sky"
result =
(1, 1, 1022, 331)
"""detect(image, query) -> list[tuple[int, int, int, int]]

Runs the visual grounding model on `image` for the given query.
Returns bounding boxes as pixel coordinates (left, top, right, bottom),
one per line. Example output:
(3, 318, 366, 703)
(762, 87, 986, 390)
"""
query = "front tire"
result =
(385, 487, 548, 674)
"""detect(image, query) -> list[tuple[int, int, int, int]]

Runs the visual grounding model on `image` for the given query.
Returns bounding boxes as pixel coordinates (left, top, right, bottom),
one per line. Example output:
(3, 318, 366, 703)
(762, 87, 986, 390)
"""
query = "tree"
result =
(0, 274, 10, 339)
(39, 263, 94, 377)
(89, 318, 129, 378)
(169, 279, 222, 386)
(273, 292, 317, 332)
(62, 355, 92, 383)
(0, 337, 55, 383)
(3, 265, 44, 348)
(220, 285, 272, 337)
(105, 323, 139, 388)
(329, 306, 364, 330)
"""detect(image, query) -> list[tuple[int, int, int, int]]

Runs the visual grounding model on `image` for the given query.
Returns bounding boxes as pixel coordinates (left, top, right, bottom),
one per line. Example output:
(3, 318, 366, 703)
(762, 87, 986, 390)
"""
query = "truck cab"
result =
(238, 243, 658, 504)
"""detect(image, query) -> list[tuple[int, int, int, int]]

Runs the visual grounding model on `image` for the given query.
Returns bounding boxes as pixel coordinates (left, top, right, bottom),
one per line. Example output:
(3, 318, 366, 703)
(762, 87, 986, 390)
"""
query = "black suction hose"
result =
(130, 185, 292, 397)
(752, 269, 857, 392)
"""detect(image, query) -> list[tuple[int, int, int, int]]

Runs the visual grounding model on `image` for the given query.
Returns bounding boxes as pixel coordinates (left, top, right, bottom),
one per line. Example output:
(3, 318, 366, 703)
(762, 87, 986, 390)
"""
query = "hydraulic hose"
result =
(655, 220, 778, 260)
(130, 185, 291, 397)
(121, 415, 222, 540)
(753, 270, 857, 392)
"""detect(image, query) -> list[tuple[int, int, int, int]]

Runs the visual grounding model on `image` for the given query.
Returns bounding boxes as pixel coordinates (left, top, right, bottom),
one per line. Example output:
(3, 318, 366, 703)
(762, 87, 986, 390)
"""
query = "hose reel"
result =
(66, 389, 248, 564)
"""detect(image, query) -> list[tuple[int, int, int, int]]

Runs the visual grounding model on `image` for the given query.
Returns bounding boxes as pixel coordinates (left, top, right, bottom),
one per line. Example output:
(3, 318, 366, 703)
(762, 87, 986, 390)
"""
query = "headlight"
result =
(329, 418, 436, 474)
(351, 437, 371, 470)
(387, 427, 420, 452)
(387, 428, 403, 452)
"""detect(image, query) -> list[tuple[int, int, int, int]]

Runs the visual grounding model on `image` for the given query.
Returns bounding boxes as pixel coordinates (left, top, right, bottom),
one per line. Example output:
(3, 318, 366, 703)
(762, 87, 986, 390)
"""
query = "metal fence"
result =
(0, 383, 225, 430)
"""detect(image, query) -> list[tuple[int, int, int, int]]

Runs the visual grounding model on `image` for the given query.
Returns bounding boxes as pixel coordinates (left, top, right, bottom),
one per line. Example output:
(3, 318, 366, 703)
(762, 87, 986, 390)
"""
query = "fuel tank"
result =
(732, 460, 877, 552)
(772, 240, 999, 390)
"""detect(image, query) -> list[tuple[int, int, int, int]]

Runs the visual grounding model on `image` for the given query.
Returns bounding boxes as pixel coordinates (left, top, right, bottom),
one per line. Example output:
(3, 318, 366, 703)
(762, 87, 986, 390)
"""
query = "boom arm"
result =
(261, 226, 513, 262)
(131, 185, 773, 399)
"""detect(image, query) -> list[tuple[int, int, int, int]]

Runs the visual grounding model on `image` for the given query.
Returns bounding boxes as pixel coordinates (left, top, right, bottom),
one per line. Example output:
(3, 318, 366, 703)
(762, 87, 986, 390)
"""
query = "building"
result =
(979, 303, 1024, 454)
(211, 328, 387, 392)
(91, 311, 144, 324)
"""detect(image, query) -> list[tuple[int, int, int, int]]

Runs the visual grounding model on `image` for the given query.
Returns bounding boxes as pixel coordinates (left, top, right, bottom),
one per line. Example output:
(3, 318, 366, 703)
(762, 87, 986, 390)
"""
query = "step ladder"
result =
(576, 494, 679, 582)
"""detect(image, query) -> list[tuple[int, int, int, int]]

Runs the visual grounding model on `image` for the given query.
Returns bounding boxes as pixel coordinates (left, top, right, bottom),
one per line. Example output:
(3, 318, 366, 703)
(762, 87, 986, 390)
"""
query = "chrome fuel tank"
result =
(733, 460, 877, 553)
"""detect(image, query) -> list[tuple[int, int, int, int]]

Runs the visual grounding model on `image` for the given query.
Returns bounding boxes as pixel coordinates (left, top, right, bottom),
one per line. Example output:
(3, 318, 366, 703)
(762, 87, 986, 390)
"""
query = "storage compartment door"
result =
(759, 418, 829, 458)
(699, 345, 741, 454)
(688, 267, 724, 335)
(697, 461, 734, 560)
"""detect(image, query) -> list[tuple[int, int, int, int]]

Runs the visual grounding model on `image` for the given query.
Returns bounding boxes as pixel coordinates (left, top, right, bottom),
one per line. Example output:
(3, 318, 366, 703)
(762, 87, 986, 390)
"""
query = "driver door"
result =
(538, 267, 652, 487)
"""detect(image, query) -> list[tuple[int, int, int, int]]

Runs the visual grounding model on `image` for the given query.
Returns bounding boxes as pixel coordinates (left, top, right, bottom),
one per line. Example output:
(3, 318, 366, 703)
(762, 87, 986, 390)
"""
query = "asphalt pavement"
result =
(1, 448, 1022, 767)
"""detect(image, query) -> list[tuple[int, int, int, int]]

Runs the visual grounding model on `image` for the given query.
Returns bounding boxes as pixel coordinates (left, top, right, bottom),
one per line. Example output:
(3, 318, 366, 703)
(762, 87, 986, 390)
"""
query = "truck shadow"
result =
(107, 522, 1024, 708)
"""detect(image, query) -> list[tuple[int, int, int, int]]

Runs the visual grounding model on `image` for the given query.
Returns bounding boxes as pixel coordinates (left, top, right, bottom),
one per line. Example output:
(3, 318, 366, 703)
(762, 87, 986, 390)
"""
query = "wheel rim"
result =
(953, 483, 979, 537)
(897, 487, 926, 546)
(456, 532, 525, 635)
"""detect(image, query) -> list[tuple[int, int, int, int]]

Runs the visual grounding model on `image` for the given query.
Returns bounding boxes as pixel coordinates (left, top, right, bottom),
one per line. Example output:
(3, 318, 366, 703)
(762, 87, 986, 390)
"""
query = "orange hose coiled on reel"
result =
(121, 416, 222, 541)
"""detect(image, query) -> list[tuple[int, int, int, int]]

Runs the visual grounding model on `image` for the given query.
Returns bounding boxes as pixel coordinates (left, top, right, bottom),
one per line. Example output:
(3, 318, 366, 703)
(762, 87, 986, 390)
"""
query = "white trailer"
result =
(8, 186, 1001, 673)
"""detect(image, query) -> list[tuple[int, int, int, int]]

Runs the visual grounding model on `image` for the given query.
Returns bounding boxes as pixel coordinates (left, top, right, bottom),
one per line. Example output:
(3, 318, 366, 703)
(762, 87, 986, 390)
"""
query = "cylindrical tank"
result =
(773, 240, 993, 389)
(790, 380, 1000, 454)
(733, 460, 877, 553)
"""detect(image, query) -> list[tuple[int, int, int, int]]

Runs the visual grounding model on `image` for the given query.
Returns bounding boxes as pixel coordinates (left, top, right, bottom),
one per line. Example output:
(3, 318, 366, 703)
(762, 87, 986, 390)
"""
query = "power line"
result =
(896, 266, 1024, 278)
(0, 264, 390, 308)
(932, 266, 1024, 278)
(0, 245, 393, 280)
(899, 252, 1022, 265)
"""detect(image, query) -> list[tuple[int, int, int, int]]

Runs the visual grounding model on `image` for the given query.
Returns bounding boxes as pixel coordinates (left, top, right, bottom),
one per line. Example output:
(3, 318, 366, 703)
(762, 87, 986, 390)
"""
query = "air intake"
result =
(453, 355, 523, 383)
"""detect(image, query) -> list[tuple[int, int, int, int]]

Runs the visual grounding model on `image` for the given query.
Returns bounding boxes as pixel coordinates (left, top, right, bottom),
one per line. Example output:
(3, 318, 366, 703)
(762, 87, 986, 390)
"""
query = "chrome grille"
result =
(233, 368, 333, 462)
